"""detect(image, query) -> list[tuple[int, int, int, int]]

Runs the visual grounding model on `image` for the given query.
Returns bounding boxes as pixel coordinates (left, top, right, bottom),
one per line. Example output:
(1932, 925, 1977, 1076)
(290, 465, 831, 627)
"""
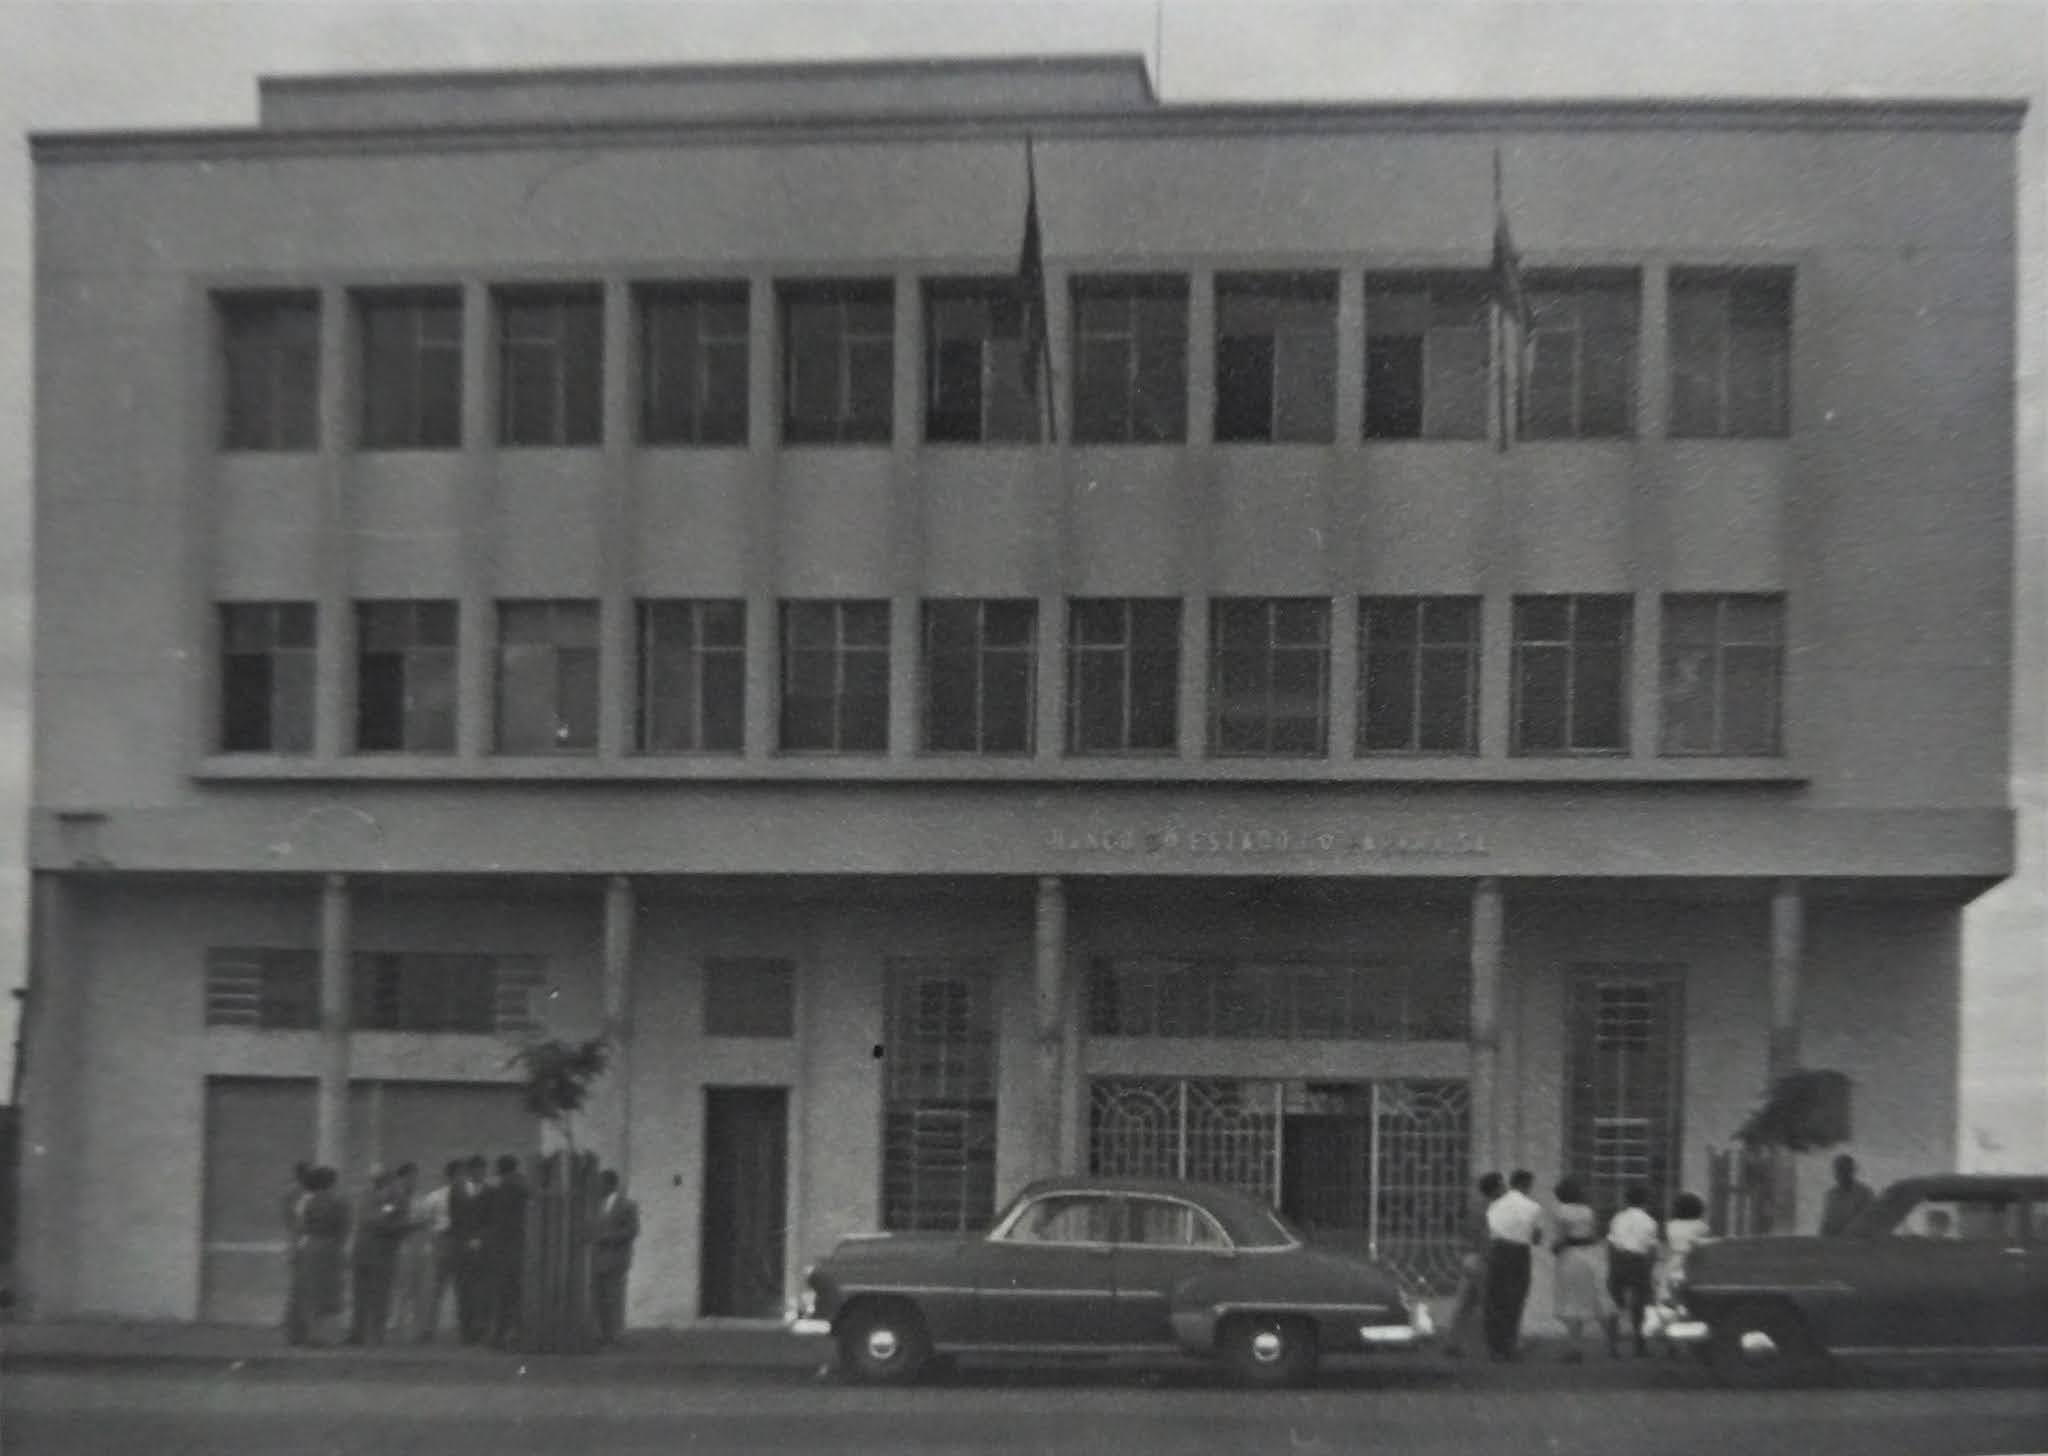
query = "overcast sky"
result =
(0, 0, 2040, 1149)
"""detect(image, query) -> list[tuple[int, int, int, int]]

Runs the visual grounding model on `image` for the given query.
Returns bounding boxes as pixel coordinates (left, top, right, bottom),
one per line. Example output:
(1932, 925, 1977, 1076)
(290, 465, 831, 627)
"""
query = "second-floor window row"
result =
(213, 268, 1792, 452)
(215, 593, 1785, 762)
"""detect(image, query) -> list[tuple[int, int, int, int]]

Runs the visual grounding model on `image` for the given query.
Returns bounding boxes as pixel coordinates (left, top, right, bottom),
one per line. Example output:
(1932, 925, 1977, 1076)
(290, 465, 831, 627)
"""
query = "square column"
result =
(315, 873, 353, 1171)
(1032, 875, 1071, 1176)
(601, 874, 638, 1180)
(1468, 877, 1505, 1175)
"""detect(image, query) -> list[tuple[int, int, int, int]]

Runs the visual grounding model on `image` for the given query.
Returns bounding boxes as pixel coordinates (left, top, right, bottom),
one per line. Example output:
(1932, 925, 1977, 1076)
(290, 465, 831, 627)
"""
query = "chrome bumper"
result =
(787, 1316, 833, 1339)
(1663, 1318, 1711, 1346)
(1360, 1301, 1436, 1349)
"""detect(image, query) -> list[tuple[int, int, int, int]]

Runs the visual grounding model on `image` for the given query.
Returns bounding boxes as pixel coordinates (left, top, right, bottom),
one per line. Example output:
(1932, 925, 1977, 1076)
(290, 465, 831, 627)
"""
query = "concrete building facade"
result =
(20, 57, 2020, 1328)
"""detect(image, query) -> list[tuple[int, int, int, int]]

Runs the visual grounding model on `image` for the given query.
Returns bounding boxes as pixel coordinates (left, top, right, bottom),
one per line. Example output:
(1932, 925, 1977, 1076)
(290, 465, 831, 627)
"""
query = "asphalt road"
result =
(5, 1367, 2046, 1456)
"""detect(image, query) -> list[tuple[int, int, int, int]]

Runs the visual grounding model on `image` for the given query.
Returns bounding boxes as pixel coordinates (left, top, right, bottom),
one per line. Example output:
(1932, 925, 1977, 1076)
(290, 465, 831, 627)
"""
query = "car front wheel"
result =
(1218, 1314, 1319, 1389)
(836, 1300, 932, 1385)
(1706, 1300, 1823, 1389)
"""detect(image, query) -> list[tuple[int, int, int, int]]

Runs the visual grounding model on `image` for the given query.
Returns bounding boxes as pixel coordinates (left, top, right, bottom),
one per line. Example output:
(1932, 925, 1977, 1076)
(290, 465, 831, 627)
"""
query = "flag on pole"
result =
(1018, 136, 1057, 444)
(1491, 149, 1531, 452)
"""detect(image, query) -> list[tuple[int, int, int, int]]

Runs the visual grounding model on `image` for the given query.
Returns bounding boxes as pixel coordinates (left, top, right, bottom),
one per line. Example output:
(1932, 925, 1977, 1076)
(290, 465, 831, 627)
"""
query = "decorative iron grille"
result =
(881, 961, 997, 1233)
(1565, 969, 1685, 1216)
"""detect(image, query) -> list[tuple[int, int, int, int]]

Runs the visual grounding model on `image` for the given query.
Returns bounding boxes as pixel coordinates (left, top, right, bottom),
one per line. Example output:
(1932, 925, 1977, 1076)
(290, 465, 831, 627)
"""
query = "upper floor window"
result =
(358, 289, 462, 449)
(496, 287, 602, 447)
(1066, 598, 1180, 755)
(218, 292, 319, 452)
(205, 949, 318, 1029)
(1358, 596, 1481, 754)
(356, 600, 457, 754)
(1661, 594, 1785, 756)
(703, 958, 797, 1038)
(1071, 276, 1187, 444)
(1512, 595, 1631, 754)
(1215, 273, 1336, 443)
(205, 948, 540, 1034)
(780, 600, 890, 752)
(639, 283, 749, 446)
(1364, 277, 1489, 440)
(923, 599, 1035, 754)
(219, 602, 315, 754)
(1209, 598, 1330, 756)
(1670, 270, 1791, 438)
(1523, 276, 1638, 439)
(495, 599, 598, 754)
(925, 282, 1039, 443)
(1089, 958, 1469, 1041)
(782, 282, 893, 444)
(637, 598, 745, 754)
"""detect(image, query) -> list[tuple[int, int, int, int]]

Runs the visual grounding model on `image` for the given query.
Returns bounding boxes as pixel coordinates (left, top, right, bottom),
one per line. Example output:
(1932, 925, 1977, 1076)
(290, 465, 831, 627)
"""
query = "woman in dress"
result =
(291, 1165, 352, 1348)
(1549, 1178, 1603, 1362)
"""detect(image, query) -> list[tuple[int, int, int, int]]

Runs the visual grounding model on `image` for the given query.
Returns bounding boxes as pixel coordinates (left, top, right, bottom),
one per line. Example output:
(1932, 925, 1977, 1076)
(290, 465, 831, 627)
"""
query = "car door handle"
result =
(2001, 1247, 2028, 1257)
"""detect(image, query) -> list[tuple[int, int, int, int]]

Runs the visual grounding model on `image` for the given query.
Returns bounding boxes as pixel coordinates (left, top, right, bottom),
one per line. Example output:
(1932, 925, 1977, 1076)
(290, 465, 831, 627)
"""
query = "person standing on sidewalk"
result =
(486, 1154, 531, 1349)
(1482, 1169, 1544, 1361)
(449, 1155, 492, 1346)
(385, 1165, 427, 1338)
(1548, 1178, 1603, 1363)
(348, 1168, 411, 1346)
(280, 1162, 314, 1346)
(1442, 1172, 1504, 1358)
(1604, 1184, 1661, 1358)
(410, 1160, 459, 1343)
(290, 1166, 351, 1348)
(589, 1169, 640, 1347)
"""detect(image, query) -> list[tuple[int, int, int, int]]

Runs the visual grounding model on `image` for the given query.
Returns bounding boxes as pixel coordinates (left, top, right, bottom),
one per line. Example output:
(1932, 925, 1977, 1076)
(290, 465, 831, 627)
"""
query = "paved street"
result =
(5, 1365, 2045, 1456)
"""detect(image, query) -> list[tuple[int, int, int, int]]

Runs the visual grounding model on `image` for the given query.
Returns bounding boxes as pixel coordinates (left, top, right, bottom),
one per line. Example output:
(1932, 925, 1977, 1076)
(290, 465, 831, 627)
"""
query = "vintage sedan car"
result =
(1667, 1174, 2048, 1386)
(789, 1176, 1433, 1386)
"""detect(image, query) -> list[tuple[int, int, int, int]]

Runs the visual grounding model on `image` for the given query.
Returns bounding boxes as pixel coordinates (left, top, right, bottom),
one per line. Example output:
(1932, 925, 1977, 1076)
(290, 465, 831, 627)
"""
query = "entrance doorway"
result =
(699, 1087, 789, 1319)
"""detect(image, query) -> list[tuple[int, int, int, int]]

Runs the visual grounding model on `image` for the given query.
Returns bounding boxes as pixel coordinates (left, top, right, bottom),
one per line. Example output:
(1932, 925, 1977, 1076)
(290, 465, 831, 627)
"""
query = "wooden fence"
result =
(1707, 1142, 1794, 1237)
(518, 1150, 600, 1354)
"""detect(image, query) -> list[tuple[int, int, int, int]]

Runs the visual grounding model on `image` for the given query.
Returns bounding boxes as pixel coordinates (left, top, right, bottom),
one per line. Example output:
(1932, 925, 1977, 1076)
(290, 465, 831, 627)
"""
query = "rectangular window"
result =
(883, 960, 998, 1233)
(639, 283, 749, 445)
(1065, 598, 1180, 754)
(636, 599, 745, 753)
(781, 282, 894, 444)
(1071, 277, 1188, 444)
(1209, 598, 1330, 757)
(1359, 597, 1480, 753)
(1661, 594, 1785, 756)
(494, 600, 599, 754)
(1214, 274, 1337, 443)
(351, 953, 503, 1034)
(355, 600, 457, 753)
(924, 282, 1039, 443)
(1364, 277, 1490, 440)
(1512, 595, 1631, 754)
(219, 602, 316, 754)
(1089, 959, 1468, 1041)
(1565, 970, 1685, 1216)
(703, 959, 797, 1038)
(922, 600, 1036, 754)
(1523, 277, 1638, 439)
(1670, 270, 1791, 438)
(218, 293, 319, 451)
(204, 949, 319, 1029)
(779, 600, 890, 753)
(358, 289, 462, 449)
(496, 287, 603, 446)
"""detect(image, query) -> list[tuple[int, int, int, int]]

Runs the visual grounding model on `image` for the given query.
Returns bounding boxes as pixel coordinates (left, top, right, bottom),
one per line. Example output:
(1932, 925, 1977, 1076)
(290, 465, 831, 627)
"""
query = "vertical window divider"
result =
(455, 280, 494, 761)
(1328, 595, 1360, 762)
(314, 284, 351, 762)
(598, 278, 634, 760)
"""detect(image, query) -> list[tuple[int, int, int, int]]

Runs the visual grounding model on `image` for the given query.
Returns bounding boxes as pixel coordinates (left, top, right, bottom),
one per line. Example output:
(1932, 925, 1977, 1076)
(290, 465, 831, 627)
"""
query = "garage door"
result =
(200, 1078, 535, 1325)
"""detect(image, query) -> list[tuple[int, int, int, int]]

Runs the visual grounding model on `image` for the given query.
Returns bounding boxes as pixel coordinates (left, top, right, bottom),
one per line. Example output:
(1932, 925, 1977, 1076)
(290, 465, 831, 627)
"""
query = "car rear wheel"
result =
(1219, 1314, 1319, 1390)
(1706, 1300, 1823, 1389)
(836, 1300, 932, 1385)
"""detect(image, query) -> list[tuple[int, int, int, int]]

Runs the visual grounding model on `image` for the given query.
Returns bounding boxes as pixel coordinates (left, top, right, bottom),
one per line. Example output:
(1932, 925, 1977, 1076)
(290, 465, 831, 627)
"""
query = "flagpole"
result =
(1024, 134, 1058, 445)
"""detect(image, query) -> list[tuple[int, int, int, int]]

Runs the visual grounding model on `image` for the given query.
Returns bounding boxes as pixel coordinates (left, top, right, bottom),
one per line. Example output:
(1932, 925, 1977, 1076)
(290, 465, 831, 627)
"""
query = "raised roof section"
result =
(257, 54, 1159, 132)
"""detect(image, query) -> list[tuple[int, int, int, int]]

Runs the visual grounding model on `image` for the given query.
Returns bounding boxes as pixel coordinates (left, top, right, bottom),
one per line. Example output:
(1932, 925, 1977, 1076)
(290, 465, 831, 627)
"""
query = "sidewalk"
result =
(1, 1316, 1707, 1389)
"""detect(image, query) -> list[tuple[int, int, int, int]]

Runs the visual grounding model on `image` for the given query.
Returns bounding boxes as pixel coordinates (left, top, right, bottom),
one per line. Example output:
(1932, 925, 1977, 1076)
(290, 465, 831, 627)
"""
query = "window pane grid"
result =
(496, 291, 603, 446)
(1511, 595, 1632, 754)
(639, 285, 749, 445)
(355, 599, 457, 753)
(782, 286, 895, 444)
(219, 294, 320, 451)
(1566, 972, 1685, 1215)
(359, 291, 463, 449)
(779, 600, 890, 752)
(637, 599, 746, 753)
(495, 600, 600, 754)
(1669, 272, 1791, 438)
(921, 600, 1036, 754)
(1072, 279, 1188, 443)
(219, 603, 317, 754)
(1522, 280, 1638, 440)
(1066, 598, 1181, 754)
(1208, 598, 1330, 757)
(1358, 596, 1480, 753)
(925, 285, 1039, 444)
(1089, 959, 1468, 1041)
(1660, 594, 1786, 756)
(1216, 276, 1336, 443)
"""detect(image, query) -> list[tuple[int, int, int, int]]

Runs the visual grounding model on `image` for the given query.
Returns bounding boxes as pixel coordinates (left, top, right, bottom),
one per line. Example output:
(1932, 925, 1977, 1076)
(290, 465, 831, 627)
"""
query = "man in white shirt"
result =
(410, 1160, 458, 1343)
(1482, 1169, 1545, 1359)
(1604, 1184, 1662, 1357)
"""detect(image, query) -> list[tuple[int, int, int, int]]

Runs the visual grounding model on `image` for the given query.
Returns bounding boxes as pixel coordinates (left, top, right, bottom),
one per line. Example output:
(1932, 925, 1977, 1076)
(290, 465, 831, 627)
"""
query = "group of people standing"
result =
(1444, 1170, 1710, 1363)
(280, 1156, 640, 1350)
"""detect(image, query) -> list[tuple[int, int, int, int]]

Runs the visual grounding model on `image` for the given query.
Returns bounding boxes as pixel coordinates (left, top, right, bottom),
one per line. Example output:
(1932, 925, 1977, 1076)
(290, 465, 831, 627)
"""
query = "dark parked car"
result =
(789, 1176, 1433, 1386)
(1667, 1174, 2048, 1386)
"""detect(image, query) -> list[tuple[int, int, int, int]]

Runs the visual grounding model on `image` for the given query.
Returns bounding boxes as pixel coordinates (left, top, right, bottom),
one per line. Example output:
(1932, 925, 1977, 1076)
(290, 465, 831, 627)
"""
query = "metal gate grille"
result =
(1089, 1076, 1470, 1291)
(882, 961, 997, 1232)
(1566, 969, 1685, 1216)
